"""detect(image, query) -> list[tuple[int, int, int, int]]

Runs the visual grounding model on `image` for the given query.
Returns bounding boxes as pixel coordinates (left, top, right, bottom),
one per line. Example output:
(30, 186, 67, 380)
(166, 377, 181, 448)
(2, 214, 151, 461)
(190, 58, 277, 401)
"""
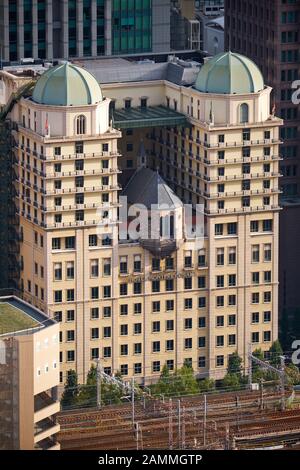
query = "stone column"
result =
(46, 0, 54, 60)
(32, 0, 38, 58)
(61, 0, 69, 59)
(2, 0, 10, 62)
(76, 0, 83, 57)
(91, 0, 97, 57)
(104, 0, 112, 56)
(17, 0, 24, 60)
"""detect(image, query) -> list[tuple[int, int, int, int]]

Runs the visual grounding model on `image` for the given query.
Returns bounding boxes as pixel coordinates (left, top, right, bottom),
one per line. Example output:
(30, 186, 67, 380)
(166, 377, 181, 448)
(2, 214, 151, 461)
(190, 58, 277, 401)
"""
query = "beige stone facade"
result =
(9, 60, 282, 385)
(0, 297, 60, 450)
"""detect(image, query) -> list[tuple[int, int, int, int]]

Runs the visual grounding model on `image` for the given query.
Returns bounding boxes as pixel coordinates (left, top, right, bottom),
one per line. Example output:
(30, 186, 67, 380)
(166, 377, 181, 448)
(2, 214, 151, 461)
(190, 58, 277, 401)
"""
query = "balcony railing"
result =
(46, 168, 121, 179)
(203, 188, 281, 199)
(204, 172, 281, 182)
(44, 202, 120, 212)
(205, 205, 281, 215)
(44, 184, 121, 196)
(44, 219, 119, 229)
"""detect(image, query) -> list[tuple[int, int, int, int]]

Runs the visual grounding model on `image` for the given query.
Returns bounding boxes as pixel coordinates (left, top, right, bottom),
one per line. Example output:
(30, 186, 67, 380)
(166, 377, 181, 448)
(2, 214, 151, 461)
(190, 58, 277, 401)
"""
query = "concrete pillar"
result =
(1, 0, 10, 62)
(17, 0, 24, 60)
(32, 0, 38, 58)
(76, 0, 83, 57)
(61, 0, 69, 59)
(273, 211, 279, 342)
(76, 229, 85, 381)
(91, 0, 97, 57)
(46, 0, 54, 60)
(207, 217, 214, 377)
(143, 249, 151, 379)
(105, 0, 112, 56)
(112, 240, 119, 374)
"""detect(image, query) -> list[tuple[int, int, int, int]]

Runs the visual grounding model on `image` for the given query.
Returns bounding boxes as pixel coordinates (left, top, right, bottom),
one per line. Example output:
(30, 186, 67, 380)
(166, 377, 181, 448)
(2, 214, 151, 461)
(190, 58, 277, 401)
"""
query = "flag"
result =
(272, 103, 276, 115)
(45, 113, 49, 135)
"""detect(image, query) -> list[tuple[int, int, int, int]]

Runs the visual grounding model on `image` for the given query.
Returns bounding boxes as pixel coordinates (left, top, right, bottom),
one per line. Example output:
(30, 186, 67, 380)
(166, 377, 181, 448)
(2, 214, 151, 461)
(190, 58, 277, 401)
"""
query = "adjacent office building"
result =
(2, 51, 282, 384)
(0, 296, 60, 450)
(170, 0, 201, 51)
(195, 0, 224, 55)
(224, 0, 300, 347)
(0, 0, 171, 62)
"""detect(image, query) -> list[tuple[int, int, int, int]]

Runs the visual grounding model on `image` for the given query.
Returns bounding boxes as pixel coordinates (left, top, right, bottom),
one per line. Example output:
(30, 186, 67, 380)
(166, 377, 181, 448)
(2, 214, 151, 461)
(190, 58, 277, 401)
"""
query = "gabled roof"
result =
(123, 167, 183, 209)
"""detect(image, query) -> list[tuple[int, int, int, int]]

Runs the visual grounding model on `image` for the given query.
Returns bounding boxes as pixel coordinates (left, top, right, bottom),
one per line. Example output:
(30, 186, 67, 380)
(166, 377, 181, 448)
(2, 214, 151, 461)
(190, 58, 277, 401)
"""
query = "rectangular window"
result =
(91, 307, 99, 319)
(103, 306, 111, 318)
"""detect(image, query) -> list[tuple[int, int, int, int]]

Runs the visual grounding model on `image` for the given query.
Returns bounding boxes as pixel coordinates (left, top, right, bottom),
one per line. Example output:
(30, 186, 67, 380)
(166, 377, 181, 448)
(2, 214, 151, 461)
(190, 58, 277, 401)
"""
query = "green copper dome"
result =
(195, 52, 264, 95)
(32, 62, 103, 106)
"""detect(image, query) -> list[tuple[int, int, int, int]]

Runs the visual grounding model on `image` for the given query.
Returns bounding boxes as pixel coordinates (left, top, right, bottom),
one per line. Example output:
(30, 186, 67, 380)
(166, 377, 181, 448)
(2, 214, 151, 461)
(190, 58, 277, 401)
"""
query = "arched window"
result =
(76, 115, 86, 135)
(240, 103, 249, 123)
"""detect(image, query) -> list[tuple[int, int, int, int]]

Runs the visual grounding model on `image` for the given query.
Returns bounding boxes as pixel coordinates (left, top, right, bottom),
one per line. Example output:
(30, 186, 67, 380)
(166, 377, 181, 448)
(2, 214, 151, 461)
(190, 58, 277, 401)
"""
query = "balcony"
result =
(34, 391, 60, 424)
(34, 436, 60, 450)
(42, 151, 120, 162)
(44, 202, 120, 212)
(203, 154, 282, 166)
(34, 416, 60, 445)
(45, 168, 121, 179)
(202, 138, 282, 149)
(203, 188, 281, 200)
(44, 219, 119, 229)
(204, 172, 281, 182)
(17, 161, 46, 177)
(205, 205, 281, 216)
(44, 184, 121, 196)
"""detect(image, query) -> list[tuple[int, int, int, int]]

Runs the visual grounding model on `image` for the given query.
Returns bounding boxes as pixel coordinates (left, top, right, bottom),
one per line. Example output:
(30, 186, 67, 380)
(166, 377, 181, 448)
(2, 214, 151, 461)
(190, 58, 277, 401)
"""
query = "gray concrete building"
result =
(0, 0, 171, 63)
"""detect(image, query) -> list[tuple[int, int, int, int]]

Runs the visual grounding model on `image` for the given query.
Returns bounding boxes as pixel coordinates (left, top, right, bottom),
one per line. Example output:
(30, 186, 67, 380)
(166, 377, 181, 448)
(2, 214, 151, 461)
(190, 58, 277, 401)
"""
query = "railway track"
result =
(58, 389, 298, 450)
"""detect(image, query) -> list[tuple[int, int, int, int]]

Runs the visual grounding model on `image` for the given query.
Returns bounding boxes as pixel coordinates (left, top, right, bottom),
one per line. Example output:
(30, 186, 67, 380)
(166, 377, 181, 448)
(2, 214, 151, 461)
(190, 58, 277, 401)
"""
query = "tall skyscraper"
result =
(224, 0, 300, 347)
(0, 0, 171, 62)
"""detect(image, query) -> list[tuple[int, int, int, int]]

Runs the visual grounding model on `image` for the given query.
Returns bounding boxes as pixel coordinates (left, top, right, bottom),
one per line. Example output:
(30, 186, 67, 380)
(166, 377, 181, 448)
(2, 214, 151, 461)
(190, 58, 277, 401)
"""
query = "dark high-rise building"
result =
(0, 0, 171, 62)
(225, 0, 300, 348)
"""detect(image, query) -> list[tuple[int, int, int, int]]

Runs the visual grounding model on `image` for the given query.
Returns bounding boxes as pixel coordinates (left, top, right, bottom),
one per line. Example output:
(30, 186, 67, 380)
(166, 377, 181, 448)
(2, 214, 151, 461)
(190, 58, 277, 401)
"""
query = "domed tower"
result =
(185, 51, 282, 378)
(24, 62, 111, 137)
(193, 51, 270, 127)
(195, 51, 264, 95)
(16, 62, 122, 382)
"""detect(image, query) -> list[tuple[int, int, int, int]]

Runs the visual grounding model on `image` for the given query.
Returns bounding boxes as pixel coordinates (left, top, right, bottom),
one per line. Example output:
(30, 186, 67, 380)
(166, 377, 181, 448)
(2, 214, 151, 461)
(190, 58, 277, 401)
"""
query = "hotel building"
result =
(224, 0, 300, 353)
(5, 52, 282, 384)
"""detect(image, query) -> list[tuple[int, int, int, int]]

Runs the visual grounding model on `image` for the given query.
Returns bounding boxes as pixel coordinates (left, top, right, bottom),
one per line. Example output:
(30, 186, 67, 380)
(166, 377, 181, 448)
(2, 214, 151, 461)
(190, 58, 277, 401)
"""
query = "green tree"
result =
(199, 377, 215, 393)
(221, 372, 242, 390)
(61, 369, 79, 409)
(151, 365, 172, 396)
(78, 364, 97, 407)
(78, 366, 125, 406)
(285, 364, 300, 386)
(227, 352, 243, 376)
(269, 340, 283, 368)
(151, 364, 200, 397)
(175, 365, 199, 395)
(101, 372, 124, 405)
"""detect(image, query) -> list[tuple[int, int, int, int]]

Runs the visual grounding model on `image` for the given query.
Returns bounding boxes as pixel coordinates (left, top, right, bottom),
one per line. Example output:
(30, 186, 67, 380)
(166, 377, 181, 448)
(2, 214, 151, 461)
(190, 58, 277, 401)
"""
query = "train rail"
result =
(58, 388, 298, 450)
